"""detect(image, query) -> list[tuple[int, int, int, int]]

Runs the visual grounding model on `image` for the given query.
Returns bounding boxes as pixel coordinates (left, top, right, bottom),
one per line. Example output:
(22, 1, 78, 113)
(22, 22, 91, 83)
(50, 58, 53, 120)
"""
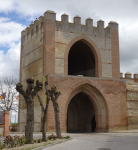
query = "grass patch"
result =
(63, 136, 70, 139)
(11, 123, 18, 126)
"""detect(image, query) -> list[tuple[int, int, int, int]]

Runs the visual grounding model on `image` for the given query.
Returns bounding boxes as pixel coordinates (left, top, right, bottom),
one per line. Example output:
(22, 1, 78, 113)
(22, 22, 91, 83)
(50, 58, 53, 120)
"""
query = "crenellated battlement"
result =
(21, 10, 118, 44)
(120, 72, 138, 92)
(21, 15, 44, 45)
(120, 71, 138, 79)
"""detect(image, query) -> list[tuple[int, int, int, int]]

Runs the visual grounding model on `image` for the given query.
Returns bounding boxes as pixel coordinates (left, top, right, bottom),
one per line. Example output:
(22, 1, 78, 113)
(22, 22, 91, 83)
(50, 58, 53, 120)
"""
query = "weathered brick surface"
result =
(47, 74, 127, 132)
(110, 23, 120, 79)
(43, 12, 56, 75)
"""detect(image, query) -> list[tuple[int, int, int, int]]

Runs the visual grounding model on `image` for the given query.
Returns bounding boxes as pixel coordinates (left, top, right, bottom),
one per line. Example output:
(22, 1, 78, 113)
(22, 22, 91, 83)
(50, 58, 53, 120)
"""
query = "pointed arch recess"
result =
(64, 35, 102, 77)
(59, 79, 108, 132)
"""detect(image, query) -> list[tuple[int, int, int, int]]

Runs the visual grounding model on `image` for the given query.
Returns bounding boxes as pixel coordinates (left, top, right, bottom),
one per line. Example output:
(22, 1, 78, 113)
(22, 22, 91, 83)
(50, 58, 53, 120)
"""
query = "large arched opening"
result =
(67, 92, 96, 132)
(68, 40, 95, 77)
(64, 84, 108, 133)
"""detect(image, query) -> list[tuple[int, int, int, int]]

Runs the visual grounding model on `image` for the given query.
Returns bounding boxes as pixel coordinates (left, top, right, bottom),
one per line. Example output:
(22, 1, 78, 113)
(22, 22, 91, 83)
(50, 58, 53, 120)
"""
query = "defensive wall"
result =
(120, 72, 138, 130)
(19, 10, 128, 132)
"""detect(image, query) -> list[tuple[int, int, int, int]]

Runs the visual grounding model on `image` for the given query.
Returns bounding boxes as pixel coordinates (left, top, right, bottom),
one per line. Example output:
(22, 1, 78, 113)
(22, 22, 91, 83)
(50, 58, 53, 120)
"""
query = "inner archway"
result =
(68, 40, 95, 77)
(67, 92, 96, 133)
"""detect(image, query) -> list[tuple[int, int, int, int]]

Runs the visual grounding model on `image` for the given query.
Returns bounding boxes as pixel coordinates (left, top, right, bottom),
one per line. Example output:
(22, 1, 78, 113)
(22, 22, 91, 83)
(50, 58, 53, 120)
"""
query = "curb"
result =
(32, 138, 73, 150)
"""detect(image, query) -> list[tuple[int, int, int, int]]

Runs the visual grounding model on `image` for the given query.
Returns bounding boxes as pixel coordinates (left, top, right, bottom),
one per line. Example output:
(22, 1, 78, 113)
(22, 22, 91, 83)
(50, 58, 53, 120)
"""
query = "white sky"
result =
(0, 0, 138, 80)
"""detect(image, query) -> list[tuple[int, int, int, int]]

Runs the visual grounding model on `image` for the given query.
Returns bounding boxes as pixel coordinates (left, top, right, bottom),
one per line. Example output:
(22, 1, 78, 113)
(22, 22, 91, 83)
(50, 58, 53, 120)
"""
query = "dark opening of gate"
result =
(68, 40, 95, 77)
(67, 92, 96, 133)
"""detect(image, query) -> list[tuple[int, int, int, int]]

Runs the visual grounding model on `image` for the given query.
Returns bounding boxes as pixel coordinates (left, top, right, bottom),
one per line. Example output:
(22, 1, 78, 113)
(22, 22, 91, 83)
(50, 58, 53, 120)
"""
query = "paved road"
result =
(41, 132, 138, 150)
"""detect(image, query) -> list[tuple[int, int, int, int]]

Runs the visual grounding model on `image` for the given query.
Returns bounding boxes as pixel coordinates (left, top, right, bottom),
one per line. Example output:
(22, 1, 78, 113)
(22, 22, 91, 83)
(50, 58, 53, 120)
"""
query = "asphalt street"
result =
(41, 132, 138, 150)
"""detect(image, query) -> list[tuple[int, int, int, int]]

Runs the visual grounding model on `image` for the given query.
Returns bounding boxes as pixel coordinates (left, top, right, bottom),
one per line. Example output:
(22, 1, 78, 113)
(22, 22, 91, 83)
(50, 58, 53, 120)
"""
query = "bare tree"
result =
(50, 86, 61, 138)
(16, 78, 43, 144)
(0, 76, 18, 112)
(37, 80, 50, 141)
(37, 77, 61, 140)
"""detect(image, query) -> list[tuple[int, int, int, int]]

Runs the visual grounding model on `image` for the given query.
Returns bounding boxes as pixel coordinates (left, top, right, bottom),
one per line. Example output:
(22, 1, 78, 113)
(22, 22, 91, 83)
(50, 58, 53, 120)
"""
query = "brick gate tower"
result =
(19, 10, 128, 132)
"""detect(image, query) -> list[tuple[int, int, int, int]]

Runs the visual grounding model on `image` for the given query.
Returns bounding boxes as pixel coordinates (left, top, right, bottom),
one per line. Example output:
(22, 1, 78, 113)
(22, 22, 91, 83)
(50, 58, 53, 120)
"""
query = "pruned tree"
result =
(37, 79, 50, 141)
(50, 86, 61, 138)
(0, 76, 18, 112)
(37, 76, 61, 140)
(16, 77, 43, 144)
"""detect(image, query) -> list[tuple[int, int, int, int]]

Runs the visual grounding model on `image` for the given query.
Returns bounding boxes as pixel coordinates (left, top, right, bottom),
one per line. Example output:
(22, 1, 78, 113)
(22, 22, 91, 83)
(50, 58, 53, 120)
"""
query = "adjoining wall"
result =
(121, 72, 138, 129)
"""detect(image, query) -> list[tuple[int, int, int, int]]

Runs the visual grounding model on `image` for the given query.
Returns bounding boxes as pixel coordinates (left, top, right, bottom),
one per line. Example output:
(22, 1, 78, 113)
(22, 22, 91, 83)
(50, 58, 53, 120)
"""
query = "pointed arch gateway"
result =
(64, 35, 102, 77)
(65, 84, 108, 132)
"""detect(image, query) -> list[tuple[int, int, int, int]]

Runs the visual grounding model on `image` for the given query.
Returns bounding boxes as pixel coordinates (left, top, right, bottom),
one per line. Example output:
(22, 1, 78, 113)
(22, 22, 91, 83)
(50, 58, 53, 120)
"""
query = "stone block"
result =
(55, 31, 78, 44)
(22, 46, 43, 68)
(102, 63, 112, 78)
(22, 33, 43, 57)
(127, 109, 138, 116)
(128, 117, 138, 124)
(100, 50, 111, 63)
(55, 43, 66, 58)
(22, 59, 43, 81)
(34, 106, 41, 123)
(19, 123, 26, 132)
(55, 59, 64, 74)
(127, 92, 138, 100)
(128, 124, 138, 130)
(127, 101, 138, 108)
(34, 123, 41, 132)
(20, 109, 26, 123)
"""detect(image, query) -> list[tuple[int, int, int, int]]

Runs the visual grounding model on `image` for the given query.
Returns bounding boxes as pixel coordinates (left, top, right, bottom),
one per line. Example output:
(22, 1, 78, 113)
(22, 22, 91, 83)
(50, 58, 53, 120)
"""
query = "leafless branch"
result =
(37, 93, 44, 112)
(0, 76, 19, 112)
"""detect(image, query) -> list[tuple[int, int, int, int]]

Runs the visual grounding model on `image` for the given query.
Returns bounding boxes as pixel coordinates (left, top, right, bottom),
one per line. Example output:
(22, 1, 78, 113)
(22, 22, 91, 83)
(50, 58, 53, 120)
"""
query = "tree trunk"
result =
(42, 111, 46, 141)
(54, 108, 61, 137)
(16, 79, 43, 144)
(52, 101, 61, 138)
(37, 92, 50, 142)
(26, 98, 34, 144)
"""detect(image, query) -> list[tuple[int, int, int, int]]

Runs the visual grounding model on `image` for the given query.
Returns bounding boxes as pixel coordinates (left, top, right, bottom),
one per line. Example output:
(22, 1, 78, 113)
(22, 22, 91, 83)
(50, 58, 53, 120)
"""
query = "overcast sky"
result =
(0, 0, 138, 80)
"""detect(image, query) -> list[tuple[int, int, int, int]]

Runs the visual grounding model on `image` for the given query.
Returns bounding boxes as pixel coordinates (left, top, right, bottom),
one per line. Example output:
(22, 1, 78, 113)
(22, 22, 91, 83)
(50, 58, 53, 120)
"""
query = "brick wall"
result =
(109, 22, 120, 79)
(0, 110, 9, 136)
(47, 74, 127, 132)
